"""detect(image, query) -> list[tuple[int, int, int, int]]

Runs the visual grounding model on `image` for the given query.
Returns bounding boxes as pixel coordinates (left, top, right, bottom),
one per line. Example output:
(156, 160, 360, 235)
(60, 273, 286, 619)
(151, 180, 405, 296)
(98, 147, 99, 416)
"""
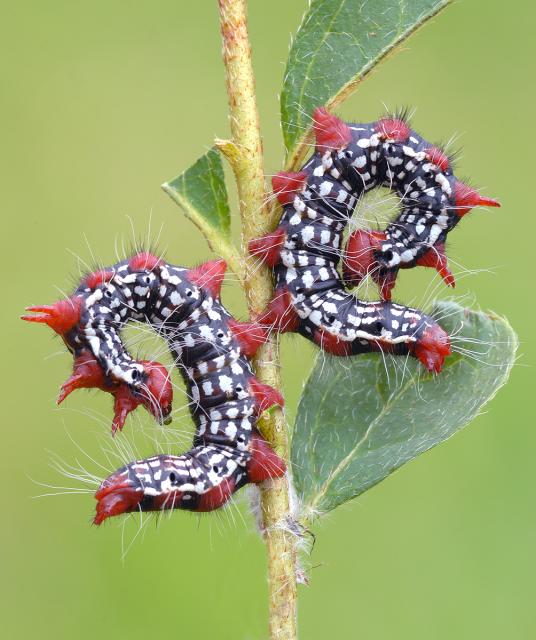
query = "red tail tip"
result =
(21, 297, 82, 335)
(454, 181, 500, 217)
(312, 107, 352, 152)
(94, 483, 142, 525)
(272, 172, 307, 205)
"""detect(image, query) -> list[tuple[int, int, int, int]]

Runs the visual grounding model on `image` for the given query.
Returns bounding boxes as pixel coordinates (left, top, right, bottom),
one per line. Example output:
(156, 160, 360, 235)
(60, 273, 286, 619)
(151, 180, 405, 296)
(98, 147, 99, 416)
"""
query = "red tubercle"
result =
(313, 328, 351, 356)
(247, 432, 286, 483)
(111, 384, 141, 435)
(94, 482, 143, 525)
(272, 171, 308, 205)
(249, 377, 284, 413)
(129, 252, 163, 271)
(258, 288, 300, 333)
(454, 181, 501, 217)
(313, 107, 352, 153)
(375, 117, 410, 142)
(57, 350, 111, 404)
(424, 146, 449, 172)
(196, 477, 236, 511)
(248, 227, 286, 267)
(22, 296, 83, 336)
(411, 324, 451, 374)
(343, 229, 384, 287)
(415, 244, 455, 288)
(187, 259, 227, 298)
(228, 319, 268, 358)
(85, 270, 115, 290)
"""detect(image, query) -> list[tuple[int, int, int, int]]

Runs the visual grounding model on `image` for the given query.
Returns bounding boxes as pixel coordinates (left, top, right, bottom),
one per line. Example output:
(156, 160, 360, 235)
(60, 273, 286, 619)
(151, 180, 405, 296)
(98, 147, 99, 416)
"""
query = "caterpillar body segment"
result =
(23, 253, 285, 522)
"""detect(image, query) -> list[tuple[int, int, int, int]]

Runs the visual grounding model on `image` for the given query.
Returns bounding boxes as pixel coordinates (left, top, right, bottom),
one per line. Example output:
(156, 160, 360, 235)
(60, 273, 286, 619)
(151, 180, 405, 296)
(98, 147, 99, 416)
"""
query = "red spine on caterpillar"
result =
(247, 432, 286, 483)
(424, 146, 450, 172)
(454, 181, 501, 217)
(415, 244, 455, 288)
(375, 117, 410, 142)
(313, 107, 352, 152)
(94, 475, 143, 525)
(57, 350, 111, 404)
(129, 252, 163, 271)
(343, 229, 384, 287)
(85, 270, 115, 289)
(258, 288, 300, 333)
(187, 259, 227, 298)
(248, 227, 286, 267)
(21, 296, 83, 336)
(111, 384, 140, 435)
(249, 377, 284, 413)
(196, 477, 237, 512)
(272, 171, 308, 205)
(410, 324, 451, 374)
(228, 319, 268, 358)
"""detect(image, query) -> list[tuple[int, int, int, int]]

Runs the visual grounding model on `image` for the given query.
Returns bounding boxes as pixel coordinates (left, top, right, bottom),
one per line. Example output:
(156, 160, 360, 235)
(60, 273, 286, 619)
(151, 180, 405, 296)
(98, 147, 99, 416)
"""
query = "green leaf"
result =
(281, 0, 451, 167)
(162, 147, 244, 279)
(291, 302, 517, 520)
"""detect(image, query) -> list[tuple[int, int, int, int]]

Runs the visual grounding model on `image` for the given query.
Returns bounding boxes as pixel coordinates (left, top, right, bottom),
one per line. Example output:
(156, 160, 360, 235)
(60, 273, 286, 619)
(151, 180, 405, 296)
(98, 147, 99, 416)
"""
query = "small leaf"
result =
(291, 302, 517, 520)
(162, 147, 244, 279)
(281, 0, 451, 167)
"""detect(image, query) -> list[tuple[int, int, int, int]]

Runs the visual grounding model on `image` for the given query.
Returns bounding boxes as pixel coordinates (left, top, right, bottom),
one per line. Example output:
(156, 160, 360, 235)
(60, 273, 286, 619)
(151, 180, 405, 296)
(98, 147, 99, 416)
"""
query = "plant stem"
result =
(217, 1, 298, 638)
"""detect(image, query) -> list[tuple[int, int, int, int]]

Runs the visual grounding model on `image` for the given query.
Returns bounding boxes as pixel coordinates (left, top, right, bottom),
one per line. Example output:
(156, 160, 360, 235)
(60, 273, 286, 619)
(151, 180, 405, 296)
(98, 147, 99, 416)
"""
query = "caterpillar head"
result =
(93, 454, 238, 524)
(111, 361, 174, 433)
(375, 305, 451, 373)
(409, 322, 451, 373)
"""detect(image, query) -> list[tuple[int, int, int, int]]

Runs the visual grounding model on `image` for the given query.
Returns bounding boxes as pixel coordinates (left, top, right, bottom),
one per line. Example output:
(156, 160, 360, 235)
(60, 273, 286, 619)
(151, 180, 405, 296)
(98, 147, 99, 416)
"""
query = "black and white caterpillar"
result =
(249, 108, 498, 370)
(23, 109, 498, 523)
(23, 253, 286, 523)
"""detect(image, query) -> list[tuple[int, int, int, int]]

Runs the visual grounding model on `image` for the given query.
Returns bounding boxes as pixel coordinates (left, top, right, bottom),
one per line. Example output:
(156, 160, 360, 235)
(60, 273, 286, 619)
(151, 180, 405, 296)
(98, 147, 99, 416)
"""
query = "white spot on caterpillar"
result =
(219, 375, 233, 393)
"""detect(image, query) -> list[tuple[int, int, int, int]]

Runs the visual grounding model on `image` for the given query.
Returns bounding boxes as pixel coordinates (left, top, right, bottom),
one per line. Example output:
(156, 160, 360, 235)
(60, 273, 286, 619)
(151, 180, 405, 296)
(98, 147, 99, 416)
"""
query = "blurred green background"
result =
(2, 1, 534, 638)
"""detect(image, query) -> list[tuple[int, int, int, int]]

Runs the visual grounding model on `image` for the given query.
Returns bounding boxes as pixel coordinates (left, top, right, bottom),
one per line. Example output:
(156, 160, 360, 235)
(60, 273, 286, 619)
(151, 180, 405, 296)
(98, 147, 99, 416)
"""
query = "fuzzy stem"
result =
(217, 1, 298, 638)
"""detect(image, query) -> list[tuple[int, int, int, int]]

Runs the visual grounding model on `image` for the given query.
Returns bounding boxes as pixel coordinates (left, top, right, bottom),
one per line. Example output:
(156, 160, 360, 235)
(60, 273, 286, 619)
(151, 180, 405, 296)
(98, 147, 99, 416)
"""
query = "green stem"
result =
(217, 1, 298, 638)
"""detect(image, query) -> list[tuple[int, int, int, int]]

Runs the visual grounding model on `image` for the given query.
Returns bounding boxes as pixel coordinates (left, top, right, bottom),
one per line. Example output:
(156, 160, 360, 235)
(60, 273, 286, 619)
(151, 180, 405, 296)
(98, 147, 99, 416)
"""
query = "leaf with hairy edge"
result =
(291, 302, 517, 520)
(281, 0, 451, 168)
(162, 147, 244, 279)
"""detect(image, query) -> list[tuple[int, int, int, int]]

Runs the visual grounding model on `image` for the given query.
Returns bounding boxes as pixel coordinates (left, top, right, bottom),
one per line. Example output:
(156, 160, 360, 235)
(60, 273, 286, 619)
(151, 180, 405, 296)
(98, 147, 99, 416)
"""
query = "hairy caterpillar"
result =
(249, 108, 498, 367)
(23, 253, 286, 524)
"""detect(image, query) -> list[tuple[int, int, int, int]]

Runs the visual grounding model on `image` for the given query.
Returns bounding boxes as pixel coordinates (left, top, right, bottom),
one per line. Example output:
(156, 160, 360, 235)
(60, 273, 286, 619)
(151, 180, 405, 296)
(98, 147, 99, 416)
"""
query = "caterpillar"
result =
(23, 109, 497, 523)
(249, 108, 498, 368)
(22, 253, 286, 524)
